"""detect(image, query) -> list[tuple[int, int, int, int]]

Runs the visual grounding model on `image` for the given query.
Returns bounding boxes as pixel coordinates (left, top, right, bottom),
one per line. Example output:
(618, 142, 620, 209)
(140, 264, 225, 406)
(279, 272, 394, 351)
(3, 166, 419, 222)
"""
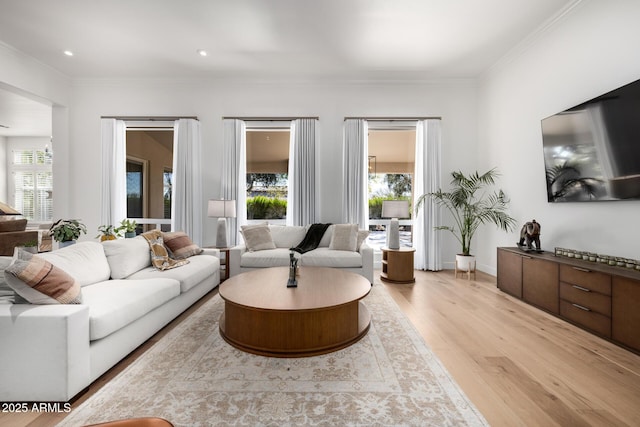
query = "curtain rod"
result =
(101, 116, 198, 121)
(344, 116, 441, 121)
(222, 116, 318, 121)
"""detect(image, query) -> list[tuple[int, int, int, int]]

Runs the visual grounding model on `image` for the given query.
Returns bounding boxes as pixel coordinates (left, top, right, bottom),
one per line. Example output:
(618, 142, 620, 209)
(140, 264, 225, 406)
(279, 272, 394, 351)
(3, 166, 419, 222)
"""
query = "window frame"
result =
(8, 140, 53, 223)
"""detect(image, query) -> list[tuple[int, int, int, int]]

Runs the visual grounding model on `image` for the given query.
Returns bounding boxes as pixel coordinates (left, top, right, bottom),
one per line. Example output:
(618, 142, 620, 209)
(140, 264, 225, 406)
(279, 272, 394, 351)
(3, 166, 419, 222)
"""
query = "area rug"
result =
(58, 284, 488, 427)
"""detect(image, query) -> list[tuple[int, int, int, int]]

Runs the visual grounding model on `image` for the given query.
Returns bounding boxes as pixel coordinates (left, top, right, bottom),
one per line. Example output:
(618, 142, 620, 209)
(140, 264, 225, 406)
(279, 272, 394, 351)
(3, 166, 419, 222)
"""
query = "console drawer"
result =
(560, 265, 611, 295)
(560, 300, 611, 337)
(560, 282, 611, 317)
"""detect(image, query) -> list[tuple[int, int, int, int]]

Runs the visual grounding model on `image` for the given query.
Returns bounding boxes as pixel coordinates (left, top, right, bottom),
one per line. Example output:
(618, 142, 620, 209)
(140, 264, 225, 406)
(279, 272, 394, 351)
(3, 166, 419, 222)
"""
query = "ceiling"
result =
(0, 0, 578, 136)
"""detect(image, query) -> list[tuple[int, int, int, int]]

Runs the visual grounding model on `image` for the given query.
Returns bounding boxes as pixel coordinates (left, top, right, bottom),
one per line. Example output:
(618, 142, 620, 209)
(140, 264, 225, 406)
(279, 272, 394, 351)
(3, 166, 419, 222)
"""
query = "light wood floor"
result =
(4, 270, 640, 427)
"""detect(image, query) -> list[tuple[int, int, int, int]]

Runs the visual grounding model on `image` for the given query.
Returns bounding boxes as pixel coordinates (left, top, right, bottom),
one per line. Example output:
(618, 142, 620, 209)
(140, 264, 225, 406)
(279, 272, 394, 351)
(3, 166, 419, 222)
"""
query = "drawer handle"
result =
(572, 303, 591, 312)
(572, 266, 591, 273)
(572, 285, 591, 292)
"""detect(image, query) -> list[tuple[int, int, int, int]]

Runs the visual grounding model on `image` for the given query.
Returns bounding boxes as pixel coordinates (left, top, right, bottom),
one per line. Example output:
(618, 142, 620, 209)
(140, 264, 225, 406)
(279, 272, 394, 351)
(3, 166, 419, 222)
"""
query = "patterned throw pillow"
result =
(141, 230, 189, 271)
(4, 249, 82, 304)
(162, 231, 203, 259)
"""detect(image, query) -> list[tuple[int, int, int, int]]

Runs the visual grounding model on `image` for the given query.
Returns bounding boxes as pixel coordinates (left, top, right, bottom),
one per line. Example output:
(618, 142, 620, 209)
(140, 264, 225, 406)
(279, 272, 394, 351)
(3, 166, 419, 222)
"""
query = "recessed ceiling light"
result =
(63, 50, 74, 57)
(197, 49, 208, 57)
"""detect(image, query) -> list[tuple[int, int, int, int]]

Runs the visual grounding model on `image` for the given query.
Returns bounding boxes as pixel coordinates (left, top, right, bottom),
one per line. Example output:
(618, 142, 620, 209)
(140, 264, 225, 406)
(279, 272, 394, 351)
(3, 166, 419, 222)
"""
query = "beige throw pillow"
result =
(356, 229, 370, 251)
(241, 224, 276, 252)
(329, 224, 358, 251)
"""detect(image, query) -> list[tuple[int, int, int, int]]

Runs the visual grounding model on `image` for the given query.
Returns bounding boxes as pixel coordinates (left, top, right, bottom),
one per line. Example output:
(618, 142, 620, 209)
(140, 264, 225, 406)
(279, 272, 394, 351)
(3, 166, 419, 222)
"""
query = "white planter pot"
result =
(455, 254, 476, 272)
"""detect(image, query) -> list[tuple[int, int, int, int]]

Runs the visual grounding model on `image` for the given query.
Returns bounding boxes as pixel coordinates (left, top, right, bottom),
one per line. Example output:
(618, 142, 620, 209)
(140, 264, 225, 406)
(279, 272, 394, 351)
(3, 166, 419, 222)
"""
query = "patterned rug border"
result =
(58, 282, 489, 426)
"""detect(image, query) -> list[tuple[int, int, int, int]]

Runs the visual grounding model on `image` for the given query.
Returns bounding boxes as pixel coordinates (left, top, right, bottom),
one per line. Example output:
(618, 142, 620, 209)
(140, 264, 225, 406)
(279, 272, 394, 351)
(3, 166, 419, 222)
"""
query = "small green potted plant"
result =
(17, 240, 39, 254)
(96, 225, 119, 241)
(116, 219, 138, 238)
(49, 219, 87, 248)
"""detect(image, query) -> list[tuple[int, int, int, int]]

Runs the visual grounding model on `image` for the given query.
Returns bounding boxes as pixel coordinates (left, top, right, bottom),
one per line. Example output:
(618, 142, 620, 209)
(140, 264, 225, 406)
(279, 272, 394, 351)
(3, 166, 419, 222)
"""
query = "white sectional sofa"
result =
(229, 224, 374, 283)
(0, 237, 220, 402)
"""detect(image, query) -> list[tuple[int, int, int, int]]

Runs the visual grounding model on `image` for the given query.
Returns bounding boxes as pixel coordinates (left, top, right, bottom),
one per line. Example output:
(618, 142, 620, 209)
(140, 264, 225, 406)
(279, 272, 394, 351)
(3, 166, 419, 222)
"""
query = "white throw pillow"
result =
(329, 224, 358, 252)
(102, 236, 152, 279)
(38, 241, 111, 287)
(241, 224, 276, 252)
(356, 229, 370, 251)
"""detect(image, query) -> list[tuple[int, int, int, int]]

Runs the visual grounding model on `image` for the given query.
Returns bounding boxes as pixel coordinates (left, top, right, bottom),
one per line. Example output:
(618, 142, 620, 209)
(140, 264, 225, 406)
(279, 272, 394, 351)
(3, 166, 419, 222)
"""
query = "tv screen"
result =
(541, 78, 640, 202)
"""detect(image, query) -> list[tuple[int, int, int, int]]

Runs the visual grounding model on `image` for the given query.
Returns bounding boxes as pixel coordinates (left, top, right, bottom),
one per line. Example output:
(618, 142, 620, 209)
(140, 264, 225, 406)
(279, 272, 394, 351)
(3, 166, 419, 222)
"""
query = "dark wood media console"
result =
(497, 247, 640, 354)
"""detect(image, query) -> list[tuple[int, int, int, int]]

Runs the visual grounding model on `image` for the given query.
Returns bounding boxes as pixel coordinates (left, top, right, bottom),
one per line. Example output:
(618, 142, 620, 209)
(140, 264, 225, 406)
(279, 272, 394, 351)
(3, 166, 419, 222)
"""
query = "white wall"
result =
(70, 78, 477, 250)
(478, 0, 640, 274)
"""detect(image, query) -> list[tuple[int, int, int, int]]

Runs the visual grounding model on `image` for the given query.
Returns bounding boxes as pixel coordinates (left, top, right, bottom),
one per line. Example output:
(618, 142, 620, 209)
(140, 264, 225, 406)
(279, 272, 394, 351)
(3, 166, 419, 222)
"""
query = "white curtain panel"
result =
(221, 119, 247, 246)
(100, 118, 127, 227)
(287, 118, 318, 226)
(414, 119, 442, 271)
(342, 119, 369, 229)
(172, 119, 203, 245)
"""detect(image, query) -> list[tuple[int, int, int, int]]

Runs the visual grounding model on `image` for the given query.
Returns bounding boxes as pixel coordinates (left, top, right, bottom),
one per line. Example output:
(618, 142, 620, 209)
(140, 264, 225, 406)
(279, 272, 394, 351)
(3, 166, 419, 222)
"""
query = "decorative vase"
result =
(100, 235, 117, 242)
(59, 240, 75, 249)
(124, 232, 136, 238)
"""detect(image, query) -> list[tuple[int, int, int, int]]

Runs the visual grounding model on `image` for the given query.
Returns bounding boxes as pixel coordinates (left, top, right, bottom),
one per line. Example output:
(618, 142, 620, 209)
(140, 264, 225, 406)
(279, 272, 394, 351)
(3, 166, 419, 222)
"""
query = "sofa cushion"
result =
(240, 248, 292, 268)
(329, 224, 358, 251)
(127, 254, 219, 293)
(102, 236, 151, 279)
(4, 250, 82, 304)
(318, 224, 335, 247)
(82, 278, 180, 340)
(269, 225, 307, 248)
(37, 241, 111, 287)
(300, 248, 363, 268)
(241, 224, 276, 252)
(162, 231, 203, 259)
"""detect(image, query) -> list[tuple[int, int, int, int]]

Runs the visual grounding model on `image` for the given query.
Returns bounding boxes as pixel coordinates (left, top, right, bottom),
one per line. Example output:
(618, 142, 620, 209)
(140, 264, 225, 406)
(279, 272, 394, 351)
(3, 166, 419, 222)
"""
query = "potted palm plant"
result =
(49, 219, 87, 248)
(416, 168, 516, 271)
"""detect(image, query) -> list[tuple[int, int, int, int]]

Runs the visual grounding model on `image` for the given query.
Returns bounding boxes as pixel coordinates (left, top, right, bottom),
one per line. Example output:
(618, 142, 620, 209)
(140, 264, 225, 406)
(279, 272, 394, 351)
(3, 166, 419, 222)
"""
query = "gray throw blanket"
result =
(290, 223, 332, 254)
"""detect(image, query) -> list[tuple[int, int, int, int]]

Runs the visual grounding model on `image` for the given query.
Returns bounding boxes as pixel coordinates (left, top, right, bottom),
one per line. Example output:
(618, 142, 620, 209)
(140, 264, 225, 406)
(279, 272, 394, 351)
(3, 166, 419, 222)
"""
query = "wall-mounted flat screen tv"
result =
(541, 78, 640, 202)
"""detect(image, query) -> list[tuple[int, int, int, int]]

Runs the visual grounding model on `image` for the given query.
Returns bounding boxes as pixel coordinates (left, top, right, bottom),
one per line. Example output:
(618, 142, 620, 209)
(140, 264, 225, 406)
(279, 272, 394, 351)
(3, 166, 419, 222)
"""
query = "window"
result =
(126, 159, 145, 218)
(163, 169, 172, 219)
(125, 128, 174, 231)
(10, 147, 53, 221)
(368, 128, 416, 248)
(245, 127, 290, 222)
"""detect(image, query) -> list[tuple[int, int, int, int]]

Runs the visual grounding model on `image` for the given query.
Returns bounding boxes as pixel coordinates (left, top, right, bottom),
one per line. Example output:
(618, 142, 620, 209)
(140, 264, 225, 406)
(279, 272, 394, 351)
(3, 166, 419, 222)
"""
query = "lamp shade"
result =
(381, 200, 409, 219)
(208, 199, 237, 218)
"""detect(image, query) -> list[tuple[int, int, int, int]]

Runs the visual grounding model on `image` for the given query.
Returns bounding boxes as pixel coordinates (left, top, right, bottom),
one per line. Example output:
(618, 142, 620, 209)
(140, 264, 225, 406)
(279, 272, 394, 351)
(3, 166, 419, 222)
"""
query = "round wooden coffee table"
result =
(218, 266, 371, 357)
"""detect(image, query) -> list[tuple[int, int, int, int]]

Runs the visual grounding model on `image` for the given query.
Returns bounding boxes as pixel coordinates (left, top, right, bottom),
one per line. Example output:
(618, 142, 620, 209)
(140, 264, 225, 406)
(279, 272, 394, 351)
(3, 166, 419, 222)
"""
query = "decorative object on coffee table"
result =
(287, 250, 298, 287)
(208, 199, 236, 248)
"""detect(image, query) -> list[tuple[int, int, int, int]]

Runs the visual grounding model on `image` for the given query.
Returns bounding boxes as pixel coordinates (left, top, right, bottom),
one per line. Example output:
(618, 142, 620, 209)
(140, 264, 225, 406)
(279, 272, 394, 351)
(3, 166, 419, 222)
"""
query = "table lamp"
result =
(208, 199, 236, 248)
(381, 200, 409, 250)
